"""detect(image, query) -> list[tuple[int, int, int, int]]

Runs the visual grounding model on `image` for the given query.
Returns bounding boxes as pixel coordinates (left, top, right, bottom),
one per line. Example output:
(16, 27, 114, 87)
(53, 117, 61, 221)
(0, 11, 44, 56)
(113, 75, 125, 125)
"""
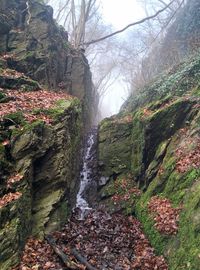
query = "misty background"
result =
(44, 0, 198, 120)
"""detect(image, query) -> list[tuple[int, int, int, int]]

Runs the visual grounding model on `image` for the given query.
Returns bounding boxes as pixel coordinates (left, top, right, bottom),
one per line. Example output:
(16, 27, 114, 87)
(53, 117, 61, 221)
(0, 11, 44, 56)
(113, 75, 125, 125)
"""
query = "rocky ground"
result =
(13, 208, 169, 270)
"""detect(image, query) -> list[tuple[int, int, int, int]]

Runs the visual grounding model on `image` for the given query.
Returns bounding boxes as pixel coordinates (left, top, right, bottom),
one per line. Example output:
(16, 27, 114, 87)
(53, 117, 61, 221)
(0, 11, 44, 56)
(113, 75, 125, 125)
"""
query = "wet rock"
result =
(99, 176, 109, 187)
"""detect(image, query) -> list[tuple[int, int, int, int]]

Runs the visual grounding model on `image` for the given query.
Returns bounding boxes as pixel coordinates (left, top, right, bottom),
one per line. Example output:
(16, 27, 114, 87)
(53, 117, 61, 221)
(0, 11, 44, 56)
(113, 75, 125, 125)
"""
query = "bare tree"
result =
(48, 0, 99, 48)
(116, 0, 185, 94)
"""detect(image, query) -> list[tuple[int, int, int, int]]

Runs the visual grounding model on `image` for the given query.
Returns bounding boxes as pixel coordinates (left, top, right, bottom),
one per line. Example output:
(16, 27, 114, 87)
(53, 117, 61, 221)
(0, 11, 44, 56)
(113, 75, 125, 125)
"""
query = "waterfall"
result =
(76, 127, 98, 219)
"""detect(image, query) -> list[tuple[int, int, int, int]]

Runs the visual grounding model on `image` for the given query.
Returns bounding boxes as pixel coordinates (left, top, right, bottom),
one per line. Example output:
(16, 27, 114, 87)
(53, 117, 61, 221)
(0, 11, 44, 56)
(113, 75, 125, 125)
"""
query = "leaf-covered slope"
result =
(121, 52, 200, 114)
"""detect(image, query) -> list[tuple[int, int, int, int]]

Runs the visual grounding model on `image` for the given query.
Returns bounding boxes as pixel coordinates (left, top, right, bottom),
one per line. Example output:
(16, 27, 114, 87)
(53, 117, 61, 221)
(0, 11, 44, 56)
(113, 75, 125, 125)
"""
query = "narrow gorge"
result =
(0, 0, 199, 270)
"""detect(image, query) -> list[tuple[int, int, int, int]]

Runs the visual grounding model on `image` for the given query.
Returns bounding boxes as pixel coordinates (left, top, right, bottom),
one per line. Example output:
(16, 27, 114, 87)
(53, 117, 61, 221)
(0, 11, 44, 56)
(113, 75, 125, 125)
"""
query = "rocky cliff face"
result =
(0, 0, 97, 269)
(0, 0, 97, 127)
(0, 73, 83, 269)
(97, 52, 200, 269)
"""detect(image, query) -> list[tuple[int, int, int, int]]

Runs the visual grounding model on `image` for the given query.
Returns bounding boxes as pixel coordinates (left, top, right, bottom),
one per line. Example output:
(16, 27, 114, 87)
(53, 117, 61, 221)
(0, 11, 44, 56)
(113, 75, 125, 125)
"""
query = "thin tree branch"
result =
(132, 0, 184, 57)
(83, 0, 176, 46)
(56, 0, 70, 21)
(71, 248, 98, 270)
(158, 0, 174, 11)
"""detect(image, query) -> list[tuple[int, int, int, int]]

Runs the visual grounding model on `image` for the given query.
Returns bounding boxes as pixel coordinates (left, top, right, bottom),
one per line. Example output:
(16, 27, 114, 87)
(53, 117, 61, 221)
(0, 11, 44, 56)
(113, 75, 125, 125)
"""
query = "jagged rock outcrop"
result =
(97, 52, 200, 269)
(0, 0, 97, 128)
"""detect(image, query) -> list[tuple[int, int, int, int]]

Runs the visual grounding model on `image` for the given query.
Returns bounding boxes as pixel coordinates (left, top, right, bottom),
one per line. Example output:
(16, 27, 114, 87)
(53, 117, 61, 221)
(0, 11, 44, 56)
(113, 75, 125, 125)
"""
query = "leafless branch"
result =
(83, 0, 176, 46)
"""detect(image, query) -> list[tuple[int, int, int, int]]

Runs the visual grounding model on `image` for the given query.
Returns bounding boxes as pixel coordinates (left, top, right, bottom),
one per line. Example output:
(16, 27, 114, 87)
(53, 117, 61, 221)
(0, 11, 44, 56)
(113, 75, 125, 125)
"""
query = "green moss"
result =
(32, 189, 65, 238)
(135, 176, 167, 252)
(0, 188, 32, 269)
(25, 51, 35, 59)
(135, 204, 169, 254)
(45, 200, 69, 234)
(11, 119, 44, 137)
(147, 94, 173, 111)
(98, 119, 133, 177)
(191, 84, 200, 96)
(0, 92, 6, 102)
(163, 169, 199, 206)
(166, 180, 200, 270)
(100, 117, 115, 130)
(135, 131, 200, 269)
(0, 217, 21, 270)
(35, 98, 81, 120)
(131, 110, 145, 178)
(4, 112, 25, 125)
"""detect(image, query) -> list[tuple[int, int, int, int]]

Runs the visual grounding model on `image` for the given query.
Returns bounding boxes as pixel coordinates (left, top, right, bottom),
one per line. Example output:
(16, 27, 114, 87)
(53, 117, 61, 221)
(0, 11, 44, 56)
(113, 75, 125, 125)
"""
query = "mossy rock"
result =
(98, 117, 133, 178)
(44, 98, 81, 120)
(0, 218, 21, 270)
(131, 98, 195, 186)
(0, 74, 41, 91)
(0, 189, 32, 270)
(31, 189, 66, 238)
(135, 120, 200, 270)
(99, 174, 141, 214)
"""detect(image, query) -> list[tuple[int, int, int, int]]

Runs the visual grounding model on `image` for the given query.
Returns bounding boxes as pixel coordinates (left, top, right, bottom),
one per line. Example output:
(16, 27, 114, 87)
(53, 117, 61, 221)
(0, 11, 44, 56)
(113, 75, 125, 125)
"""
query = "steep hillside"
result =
(98, 52, 200, 270)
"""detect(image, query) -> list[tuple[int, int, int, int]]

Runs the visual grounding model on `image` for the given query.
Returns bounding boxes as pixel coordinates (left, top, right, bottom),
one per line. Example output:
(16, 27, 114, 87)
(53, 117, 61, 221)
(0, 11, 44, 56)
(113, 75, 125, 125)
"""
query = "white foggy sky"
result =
(101, 0, 145, 29)
(99, 0, 145, 117)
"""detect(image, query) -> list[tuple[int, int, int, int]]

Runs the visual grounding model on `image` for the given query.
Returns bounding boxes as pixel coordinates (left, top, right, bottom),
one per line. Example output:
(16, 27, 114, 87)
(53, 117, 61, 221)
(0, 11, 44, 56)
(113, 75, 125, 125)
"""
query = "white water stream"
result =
(76, 131, 96, 219)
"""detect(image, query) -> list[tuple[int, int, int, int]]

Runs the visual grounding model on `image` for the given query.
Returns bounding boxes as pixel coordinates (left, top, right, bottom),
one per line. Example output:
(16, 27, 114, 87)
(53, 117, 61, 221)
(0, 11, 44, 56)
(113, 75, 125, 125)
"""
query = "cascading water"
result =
(76, 127, 98, 219)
